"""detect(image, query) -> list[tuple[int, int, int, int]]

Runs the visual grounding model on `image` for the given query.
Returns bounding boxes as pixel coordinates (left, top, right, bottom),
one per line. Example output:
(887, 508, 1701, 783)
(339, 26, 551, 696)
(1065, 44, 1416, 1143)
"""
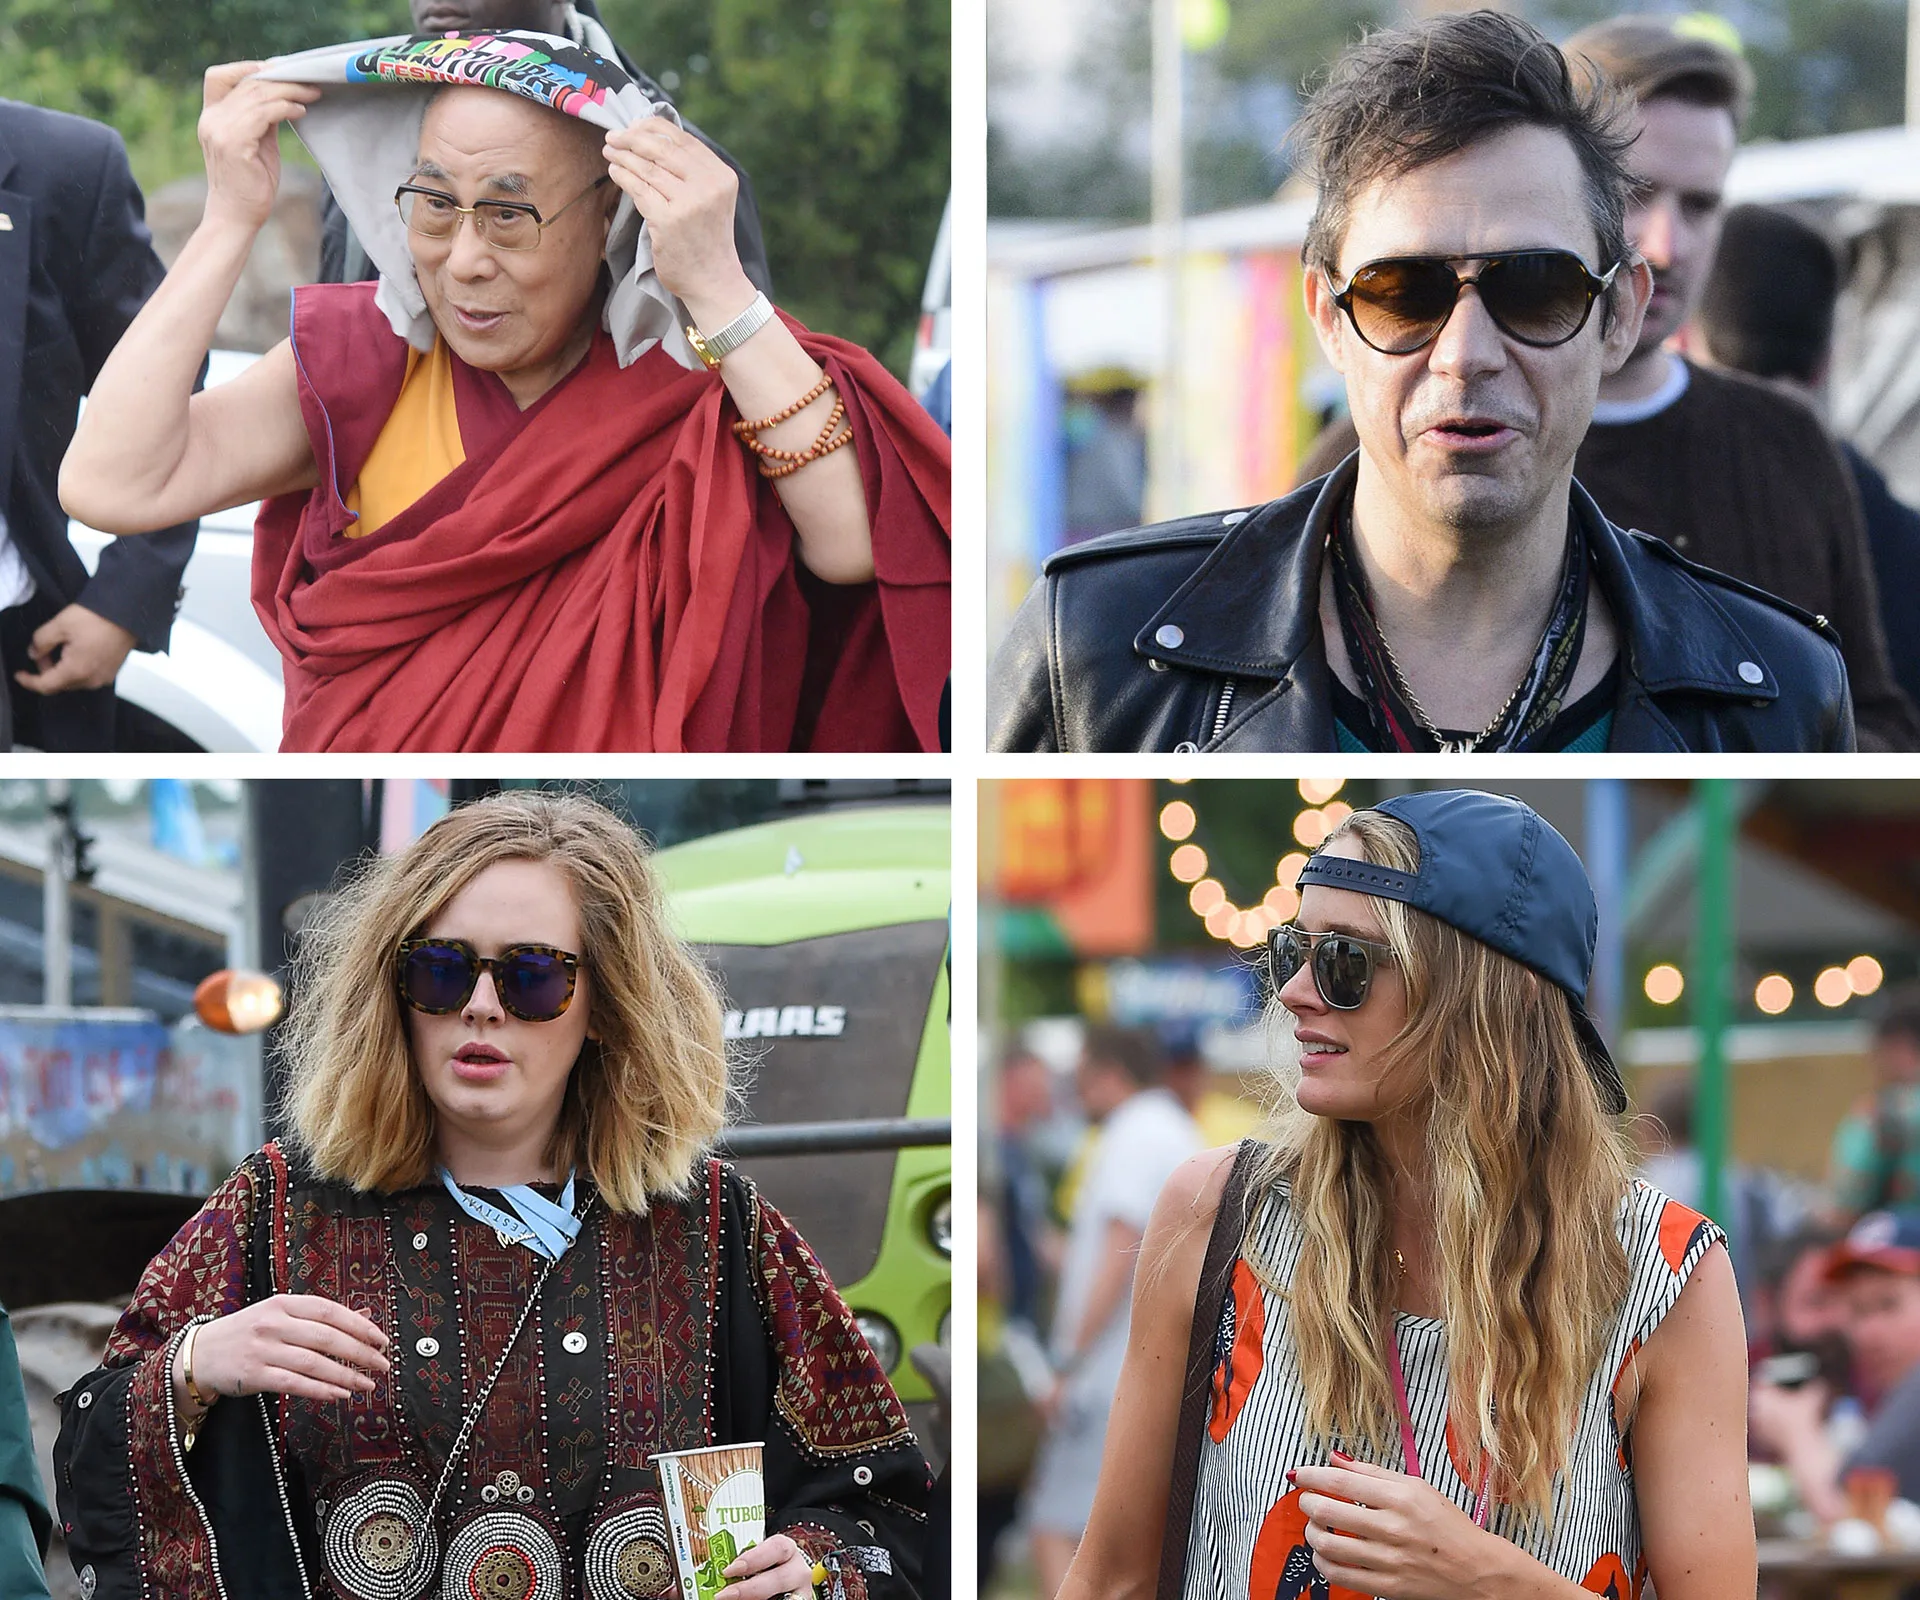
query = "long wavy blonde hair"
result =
(281, 790, 728, 1213)
(1248, 807, 1632, 1528)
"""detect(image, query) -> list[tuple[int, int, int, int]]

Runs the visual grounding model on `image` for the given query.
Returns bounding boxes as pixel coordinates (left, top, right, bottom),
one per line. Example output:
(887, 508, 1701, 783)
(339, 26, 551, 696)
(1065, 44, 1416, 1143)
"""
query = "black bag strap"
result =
(1155, 1139, 1262, 1600)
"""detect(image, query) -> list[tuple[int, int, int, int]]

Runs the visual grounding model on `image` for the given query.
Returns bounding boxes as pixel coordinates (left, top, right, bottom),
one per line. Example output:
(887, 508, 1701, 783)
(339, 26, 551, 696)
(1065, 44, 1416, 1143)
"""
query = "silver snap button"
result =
(76, 1391, 92, 1409)
(562, 1330, 589, 1354)
(852, 1465, 873, 1486)
(416, 1336, 440, 1358)
(517, 1485, 535, 1503)
(80, 1564, 96, 1599)
(1173, 741, 1199, 754)
(1737, 660, 1764, 685)
(1222, 511, 1248, 525)
(1154, 624, 1184, 650)
(412, 1232, 429, 1250)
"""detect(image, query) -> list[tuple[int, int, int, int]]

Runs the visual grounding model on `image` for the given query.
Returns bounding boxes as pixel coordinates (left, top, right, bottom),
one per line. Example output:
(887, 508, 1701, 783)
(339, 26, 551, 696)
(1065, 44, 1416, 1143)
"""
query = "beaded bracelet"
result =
(732, 379, 855, 479)
(732, 374, 833, 437)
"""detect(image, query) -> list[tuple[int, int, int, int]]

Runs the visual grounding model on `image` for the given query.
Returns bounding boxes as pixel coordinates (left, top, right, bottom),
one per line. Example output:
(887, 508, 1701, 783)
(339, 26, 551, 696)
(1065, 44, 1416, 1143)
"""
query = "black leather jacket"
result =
(989, 455, 1856, 752)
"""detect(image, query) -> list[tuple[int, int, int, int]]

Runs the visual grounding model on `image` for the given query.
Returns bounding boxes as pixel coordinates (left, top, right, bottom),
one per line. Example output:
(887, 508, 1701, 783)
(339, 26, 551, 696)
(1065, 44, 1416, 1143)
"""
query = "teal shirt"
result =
(1830, 1088, 1920, 1214)
(0, 1307, 52, 1600)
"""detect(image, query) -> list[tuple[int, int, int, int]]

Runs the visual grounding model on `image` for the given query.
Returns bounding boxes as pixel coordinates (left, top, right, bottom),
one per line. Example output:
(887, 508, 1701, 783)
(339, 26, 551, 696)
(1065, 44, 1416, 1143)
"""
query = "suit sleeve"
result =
(718, 1173, 930, 1600)
(987, 578, 1061, 751)
(66, 122, 198, 653)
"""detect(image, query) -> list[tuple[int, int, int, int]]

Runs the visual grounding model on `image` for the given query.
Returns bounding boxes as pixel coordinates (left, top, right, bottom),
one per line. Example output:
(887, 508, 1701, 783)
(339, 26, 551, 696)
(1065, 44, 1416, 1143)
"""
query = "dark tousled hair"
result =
(1696, 205, 1839, 385)
(1296, 10, 1638, 279)
(1080, 1024, 1165, 1087)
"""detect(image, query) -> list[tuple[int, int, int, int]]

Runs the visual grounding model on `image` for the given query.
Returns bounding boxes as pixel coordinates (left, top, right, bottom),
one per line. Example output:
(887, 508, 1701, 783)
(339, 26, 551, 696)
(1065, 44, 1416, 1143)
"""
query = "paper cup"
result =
(655, 1443, 767, 1600)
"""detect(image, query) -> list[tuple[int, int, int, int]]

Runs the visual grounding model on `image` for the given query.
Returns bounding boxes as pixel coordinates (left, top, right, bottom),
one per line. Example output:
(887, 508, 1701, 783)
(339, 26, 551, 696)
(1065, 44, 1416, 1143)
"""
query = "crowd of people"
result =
(3, 0, 951, 753)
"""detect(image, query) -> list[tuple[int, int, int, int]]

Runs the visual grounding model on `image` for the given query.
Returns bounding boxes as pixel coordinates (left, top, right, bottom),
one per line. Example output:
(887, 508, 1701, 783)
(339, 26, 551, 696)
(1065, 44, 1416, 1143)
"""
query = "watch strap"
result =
(688, 292, 775, 368)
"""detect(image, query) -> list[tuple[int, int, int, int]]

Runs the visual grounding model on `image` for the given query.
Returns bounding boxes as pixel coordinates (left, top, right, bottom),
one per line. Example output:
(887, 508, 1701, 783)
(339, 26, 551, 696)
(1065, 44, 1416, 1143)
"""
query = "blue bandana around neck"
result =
(439, 1167, 582, 1260)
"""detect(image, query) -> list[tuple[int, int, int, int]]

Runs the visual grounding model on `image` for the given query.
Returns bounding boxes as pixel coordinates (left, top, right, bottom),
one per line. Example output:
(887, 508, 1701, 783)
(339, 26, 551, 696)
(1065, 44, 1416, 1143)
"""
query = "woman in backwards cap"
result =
(59, 33, 948, 753)
(1063, 790, 1753, 1600)
(54, 790, 927, 1600)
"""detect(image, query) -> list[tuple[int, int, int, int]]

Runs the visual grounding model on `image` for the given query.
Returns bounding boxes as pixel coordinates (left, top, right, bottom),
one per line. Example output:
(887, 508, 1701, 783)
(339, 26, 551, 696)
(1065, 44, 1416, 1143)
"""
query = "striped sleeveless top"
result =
(1181, 1176, 1724, 1600)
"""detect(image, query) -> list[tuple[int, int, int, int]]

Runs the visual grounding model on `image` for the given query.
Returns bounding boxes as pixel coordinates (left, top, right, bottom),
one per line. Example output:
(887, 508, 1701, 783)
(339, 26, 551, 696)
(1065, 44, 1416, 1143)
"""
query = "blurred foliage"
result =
(991, 0, 1909, 221)
(0, 0, 947, 370)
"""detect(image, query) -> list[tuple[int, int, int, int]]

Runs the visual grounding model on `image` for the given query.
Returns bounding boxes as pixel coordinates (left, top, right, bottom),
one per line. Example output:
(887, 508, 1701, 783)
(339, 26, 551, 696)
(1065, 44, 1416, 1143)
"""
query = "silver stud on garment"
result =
(1222, 511, 1248, 525)
(853, 1465, 874, 1486)
(562, 1330, 589, 1354)
(1155, 624, 1184, 650)
(76, 1391, 92, 1410)
(1737, 661, 1765, 685)
(413, 1232, 429, 1251)
(415, 1336, 440, 1358)
(79, 1565, 96, 1599)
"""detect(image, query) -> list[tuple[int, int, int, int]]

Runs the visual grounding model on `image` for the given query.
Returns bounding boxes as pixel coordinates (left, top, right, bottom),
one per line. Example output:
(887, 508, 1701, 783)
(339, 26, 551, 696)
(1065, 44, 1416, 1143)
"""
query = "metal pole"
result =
(1585, 779, 1629, 1050)
(1909, 0, 1920, 126)
(1149, 0, 1185, 519)
(1693, 780, 1736, 1223)
(717, 1118, 953, 1157)
(44, 780, 72, 1008)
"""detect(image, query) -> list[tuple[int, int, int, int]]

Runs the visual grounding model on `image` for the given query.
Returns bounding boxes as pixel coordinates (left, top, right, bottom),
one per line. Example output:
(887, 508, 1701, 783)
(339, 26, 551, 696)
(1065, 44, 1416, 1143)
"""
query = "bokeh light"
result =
(1814, 967, 1853, 1008)
(1849, 955, 1885, 996)
(1190, 878, 1226, 916)
(1277, 852, 1309, 887)
(1643, 964, 1684, 1006)
(1321, 801, 1354, 829)
(1264, 884, 1301, 919)
(1755, 974, 1794, 1016)
(1204, 903, 1236, 939)
(1293, 809, 1330, 848)
(1298, 778, 1346, 804)
(1169, 843, 1209, 883)
(1159, 800, 1197, 841)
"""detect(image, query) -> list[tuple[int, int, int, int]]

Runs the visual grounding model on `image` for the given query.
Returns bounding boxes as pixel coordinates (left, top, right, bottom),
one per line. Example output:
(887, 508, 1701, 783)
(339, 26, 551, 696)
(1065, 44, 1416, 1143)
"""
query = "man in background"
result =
(1024, 1026, 1198, 1600)
(1829, 988, 1920, 1218)
(0, 1303, 51, 1600)
(1695, 202, 1920, 714)
(319, 0, 770, 295)
(1566, 16, 1920, 750)
(1, 98, 198, 750)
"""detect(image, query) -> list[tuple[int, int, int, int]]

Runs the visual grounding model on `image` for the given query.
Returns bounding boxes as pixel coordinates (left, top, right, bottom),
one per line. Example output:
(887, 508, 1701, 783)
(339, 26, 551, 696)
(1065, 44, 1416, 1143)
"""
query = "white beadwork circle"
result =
(324, 1479, 439, 1600)
(583, 1503, 677, 1600)
(440, 1510, 564, 1600)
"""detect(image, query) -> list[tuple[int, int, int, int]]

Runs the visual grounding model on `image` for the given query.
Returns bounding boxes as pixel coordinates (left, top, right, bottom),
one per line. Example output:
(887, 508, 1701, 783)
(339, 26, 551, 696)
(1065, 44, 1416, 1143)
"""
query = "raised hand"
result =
(602, 116, 758, 333)
(197, 62, 322, 233)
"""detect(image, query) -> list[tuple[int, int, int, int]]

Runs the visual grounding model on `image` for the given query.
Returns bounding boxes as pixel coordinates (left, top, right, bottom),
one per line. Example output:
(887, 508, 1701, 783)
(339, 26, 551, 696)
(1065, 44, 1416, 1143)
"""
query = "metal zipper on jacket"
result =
(1209, 679, 1237, 743)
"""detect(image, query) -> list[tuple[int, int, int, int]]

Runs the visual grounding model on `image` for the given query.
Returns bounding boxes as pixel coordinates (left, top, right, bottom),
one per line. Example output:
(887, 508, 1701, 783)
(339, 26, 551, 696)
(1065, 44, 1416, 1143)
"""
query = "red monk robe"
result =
(251, 282, 950, 751)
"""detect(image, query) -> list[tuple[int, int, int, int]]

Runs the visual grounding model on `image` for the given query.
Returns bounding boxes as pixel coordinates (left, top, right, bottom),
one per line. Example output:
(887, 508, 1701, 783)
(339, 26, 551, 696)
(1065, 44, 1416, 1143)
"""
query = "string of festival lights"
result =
(1158, 780, 1889, 1014)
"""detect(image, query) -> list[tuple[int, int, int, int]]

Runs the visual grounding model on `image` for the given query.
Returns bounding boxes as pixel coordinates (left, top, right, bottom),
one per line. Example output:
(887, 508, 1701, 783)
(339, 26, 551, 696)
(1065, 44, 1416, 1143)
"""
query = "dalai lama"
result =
(58, 32, 949, 752)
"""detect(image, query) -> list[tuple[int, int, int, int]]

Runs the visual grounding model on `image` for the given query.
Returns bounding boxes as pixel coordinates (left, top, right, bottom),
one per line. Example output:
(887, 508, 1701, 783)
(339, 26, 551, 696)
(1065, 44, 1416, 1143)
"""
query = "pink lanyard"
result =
(1383, 1323, 1493, 1529)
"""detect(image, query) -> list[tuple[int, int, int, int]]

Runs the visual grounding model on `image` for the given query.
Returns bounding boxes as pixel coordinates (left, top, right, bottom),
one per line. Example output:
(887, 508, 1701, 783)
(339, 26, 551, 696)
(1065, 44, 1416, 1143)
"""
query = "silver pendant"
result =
(325, 1479, 439, 1600)
(584, 1504, 677, 1600)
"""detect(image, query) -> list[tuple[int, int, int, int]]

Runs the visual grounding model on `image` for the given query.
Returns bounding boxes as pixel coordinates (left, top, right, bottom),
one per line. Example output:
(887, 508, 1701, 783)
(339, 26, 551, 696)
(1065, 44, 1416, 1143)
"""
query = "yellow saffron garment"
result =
(343, 337, 466, 537)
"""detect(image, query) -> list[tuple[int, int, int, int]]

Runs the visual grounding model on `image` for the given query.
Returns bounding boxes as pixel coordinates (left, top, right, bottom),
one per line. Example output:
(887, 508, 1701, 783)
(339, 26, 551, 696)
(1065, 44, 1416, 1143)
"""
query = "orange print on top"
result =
(1247, 1491, 1370, 1600)
(1656, 1200, 1710, 1274)
(1210, 1260, 1267, 1443)
(1579, 1553, 1640, 1600)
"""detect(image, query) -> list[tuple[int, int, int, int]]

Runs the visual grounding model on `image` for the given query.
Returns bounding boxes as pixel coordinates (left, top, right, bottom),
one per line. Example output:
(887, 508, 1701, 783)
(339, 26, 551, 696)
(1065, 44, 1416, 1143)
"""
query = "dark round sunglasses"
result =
(396, 938, 581, 1022)
(1267, 925, 1396, 1011)
(1328, 249, 1620, 355)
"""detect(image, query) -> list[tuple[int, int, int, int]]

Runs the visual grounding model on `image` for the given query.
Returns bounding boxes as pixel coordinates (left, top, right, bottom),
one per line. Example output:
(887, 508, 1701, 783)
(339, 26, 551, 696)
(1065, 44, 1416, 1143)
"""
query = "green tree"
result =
(0, 0, 947, 372)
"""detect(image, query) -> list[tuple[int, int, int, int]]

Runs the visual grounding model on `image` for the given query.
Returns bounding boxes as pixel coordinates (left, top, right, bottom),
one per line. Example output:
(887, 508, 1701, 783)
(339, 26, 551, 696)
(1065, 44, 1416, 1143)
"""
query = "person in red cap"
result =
(1059, 790, 1753, 1600)
(1752, 1209, 1920, 1523)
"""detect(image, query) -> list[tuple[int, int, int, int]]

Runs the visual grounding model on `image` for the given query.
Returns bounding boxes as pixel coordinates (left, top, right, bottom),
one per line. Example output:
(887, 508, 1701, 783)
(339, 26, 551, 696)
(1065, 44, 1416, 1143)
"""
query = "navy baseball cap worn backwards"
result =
(1296, 789, 1626, 1114)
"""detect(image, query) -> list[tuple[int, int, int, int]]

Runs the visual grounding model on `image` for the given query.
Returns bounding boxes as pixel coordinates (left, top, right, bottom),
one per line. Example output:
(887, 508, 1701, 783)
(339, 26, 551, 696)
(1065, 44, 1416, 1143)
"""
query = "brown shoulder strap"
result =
(1155, 1140, 1261, 1600)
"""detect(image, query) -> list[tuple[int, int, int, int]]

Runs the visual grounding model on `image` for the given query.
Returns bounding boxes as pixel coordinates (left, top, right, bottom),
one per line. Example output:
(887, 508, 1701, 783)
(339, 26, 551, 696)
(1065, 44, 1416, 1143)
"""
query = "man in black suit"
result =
(0, 98, 198, 750)
(320, 0, 772, 295)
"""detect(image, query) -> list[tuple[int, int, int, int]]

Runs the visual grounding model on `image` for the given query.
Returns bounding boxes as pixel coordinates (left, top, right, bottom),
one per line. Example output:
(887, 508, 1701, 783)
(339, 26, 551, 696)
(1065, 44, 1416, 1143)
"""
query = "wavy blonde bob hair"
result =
(1250, 807, 1632, 1529)
(281, 790, 727, 1214)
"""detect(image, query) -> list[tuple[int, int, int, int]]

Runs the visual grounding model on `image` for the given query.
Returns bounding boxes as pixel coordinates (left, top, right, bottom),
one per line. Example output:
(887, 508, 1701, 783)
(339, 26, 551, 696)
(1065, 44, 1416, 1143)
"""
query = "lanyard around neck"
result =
(439, 1167, 581, 1261)
(1382, 1321, 1492, 1530)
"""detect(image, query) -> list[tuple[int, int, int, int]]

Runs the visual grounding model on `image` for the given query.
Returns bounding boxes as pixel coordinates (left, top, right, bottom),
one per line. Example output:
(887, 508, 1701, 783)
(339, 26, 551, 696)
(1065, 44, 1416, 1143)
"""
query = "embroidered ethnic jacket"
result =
(53, 1143, 929, 1600)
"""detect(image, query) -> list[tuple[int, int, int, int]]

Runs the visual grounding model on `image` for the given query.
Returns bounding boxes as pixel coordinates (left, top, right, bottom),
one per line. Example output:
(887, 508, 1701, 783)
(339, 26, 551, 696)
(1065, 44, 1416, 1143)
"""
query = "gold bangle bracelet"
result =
(181, 1321, 217, 1412)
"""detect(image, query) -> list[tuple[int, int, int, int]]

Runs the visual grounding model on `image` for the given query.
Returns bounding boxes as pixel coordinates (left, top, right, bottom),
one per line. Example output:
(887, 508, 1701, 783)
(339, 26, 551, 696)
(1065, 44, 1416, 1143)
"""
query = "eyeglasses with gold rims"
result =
(1326, 249, 1622, 355)
(393, 175, 612, 252)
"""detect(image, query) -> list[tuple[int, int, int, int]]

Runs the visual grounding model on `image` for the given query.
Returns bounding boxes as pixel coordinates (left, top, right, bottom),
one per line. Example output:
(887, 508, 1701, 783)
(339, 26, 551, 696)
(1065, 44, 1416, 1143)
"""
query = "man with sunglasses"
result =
(1565, 17, 1918, 752)
(988, 10, 1853, 752)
